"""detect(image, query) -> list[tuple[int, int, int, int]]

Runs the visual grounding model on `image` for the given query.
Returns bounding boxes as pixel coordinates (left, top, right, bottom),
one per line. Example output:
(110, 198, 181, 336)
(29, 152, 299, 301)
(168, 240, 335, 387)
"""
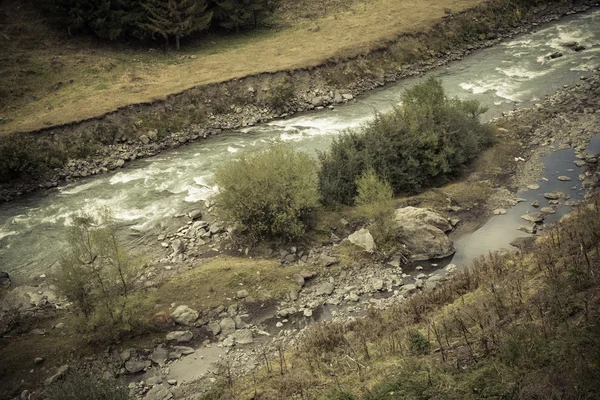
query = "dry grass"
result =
(0, 0, 484, 134)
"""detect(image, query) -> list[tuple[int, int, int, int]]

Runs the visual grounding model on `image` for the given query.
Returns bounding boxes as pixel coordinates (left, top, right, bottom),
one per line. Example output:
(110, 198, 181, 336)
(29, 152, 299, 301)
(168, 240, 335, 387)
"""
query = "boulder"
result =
(278, 307, 297, 317)
(171, 239, 185, 254)
(370, 279, 384, 292)
(166, 330, 193, 343)
(145, 383, 173, 400)
(124, 360, 146, 374)
(314, 282, 335, 296)
(493, 209, 507, 215)
(400, 284, 417, 296)
(291, 274, 305, 287)
(189, 210, 202, 220)
(540, 207, 556, 215)
(394, 207, 453, 232)
(170, 305, 199, 326)
(347, 229, 376, 253)
(231, 329, 253, 344)
(520, 212, 544, 223)
(318, 254, 338, 267)
(219, 318, 236, 335)
(207, 322, 221, 336)
(544, 192, 561, 200)
(393, 208, 455, 261)
(151, 346, 169, 367)
(236, 289, 249, 299)
(0, 271, 10, 288)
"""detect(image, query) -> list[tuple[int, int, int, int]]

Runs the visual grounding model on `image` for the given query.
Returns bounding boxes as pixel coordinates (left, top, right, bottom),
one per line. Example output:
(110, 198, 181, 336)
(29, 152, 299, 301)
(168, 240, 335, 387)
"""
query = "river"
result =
(0, 9, 599, 284)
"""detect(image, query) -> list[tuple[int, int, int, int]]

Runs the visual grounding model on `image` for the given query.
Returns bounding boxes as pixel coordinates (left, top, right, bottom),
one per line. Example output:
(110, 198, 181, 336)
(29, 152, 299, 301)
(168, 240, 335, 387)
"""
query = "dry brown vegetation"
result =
(208, 194, 600, 399)
(0, 0, 484, 134)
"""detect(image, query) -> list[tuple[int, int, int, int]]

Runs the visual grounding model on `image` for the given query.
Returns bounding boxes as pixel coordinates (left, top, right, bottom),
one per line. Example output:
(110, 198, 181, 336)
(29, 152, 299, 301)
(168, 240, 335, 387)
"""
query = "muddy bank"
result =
(0, 0, 597, 203)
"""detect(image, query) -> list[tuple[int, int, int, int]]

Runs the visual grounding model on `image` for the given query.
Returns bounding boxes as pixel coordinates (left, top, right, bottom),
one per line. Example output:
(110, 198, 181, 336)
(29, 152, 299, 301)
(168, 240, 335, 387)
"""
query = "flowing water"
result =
(1, 10, 599, 284)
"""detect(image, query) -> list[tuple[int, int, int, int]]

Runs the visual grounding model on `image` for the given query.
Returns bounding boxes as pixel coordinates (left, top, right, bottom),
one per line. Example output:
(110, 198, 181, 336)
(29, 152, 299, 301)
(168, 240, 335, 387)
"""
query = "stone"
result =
(544, 192, 561, 200)
(394, 208, 455, 261)
(0, 271, 10, 288)
(232, 329, 254, 344)
(170, 305, 199, 326)
(54, 322, 65, 329)
(540, 207, 556, 215)
(120, 349, 132, 362)
(318, 254, 338, 267)
(400, 284, 417, 296)
(532, 200, 540, 208)
(151, 346, 169, 367)
(219, 318, 236, 335)
(44, 365, 69, 386)
(291, 273, 305, 287)
(234, 315, 248, 329)
(493, 208, 507, 215)
(347, 228, 376, 253)
(146, 376, 163, 386)
(125, 360, 146, 374)
(222, 336, 235, 347)
(520, 212, 544, 223)
(139, 134, 150, 145)
(370, 279, 384, 291)
(166, 330, 193, 343)
(236, 289, 249, 299)
(171, 239, 185, 254)
(527, 184, 540, 190)
(557, 176, 572, 181)
(189, 210, 202, 220)
(289, 289, 299, 301)
(518, 222, 537, 234)
(342, 93, 354, 100)
(311, 96, 324, 107)
(207, 322, 221, 335)
(167, 379, 177, 386)
(173, 346, 195, 355)
(278, 307, 297, 317)
(34, 357, 44, 365)
(349, 292, 360, 302)
(145, 383, 173, 400)
(315, 282, 335, 296)
(303, 308, 313, 317)
(394, 207, 453, 232)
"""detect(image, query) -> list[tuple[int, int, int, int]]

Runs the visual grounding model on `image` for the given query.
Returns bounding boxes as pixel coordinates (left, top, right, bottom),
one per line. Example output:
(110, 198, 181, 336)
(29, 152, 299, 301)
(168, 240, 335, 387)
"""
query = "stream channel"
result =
(0, 9, 599, 287)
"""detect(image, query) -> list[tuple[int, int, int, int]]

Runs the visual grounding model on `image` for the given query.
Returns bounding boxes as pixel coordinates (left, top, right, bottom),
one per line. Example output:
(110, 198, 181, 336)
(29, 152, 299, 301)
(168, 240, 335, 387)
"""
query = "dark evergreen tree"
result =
(213, 0, 272, 32)
(140, 0, 212, 50)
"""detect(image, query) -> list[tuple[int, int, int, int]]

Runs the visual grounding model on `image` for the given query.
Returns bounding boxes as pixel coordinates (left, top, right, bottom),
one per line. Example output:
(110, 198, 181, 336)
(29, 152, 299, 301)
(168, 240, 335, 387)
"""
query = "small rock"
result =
(303, 309, 313, 317)
(518, 222, 537, 234)
(521, 212, 544, 223)
(314, 282, 335, 296)
(493, 208, 507, 215)
(34, 357, 44, 365)
(291, 274, 305, 287)
(236, 289, 249, 299)
(557, 176, 571, 181)
(540, 207, 556, 215)
(219, 318, 236, 335)
(170, 305, 199, 326)
(347, 228, 376, 253)
(166, 330, 193, 343)
(167, 379, 177, 386)
(544, 192, 561, 200)
(527, 184, 540, 190)
(124, 360, 146, 374)
(232, 329, 253, 344)
(532, 200, 540, 208)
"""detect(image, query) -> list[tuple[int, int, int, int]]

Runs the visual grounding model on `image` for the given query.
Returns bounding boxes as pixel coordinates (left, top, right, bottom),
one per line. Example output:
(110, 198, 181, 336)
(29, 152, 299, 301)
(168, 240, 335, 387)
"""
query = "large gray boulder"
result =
(394, 207, 453, 232)
(315, 282, 335, 296)
(170, 305, 198, 326)
(347, 229, 376, 253)
(232, 329, 254, 344)
(219, 318, 236, 335)
(166, 330, 193, 343)
(394, 207, 455, 261)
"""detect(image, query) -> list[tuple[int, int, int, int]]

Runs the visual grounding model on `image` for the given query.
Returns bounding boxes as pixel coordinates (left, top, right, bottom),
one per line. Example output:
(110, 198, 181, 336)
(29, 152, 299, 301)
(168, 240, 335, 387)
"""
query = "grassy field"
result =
(0, 0, 484, 135)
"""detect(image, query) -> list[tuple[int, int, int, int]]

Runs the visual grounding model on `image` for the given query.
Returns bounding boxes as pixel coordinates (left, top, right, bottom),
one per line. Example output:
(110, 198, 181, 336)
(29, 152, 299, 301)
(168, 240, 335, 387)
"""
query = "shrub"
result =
(407, 329, 431, 355)
(354, 169, 398, 255)
(318, 77, 495, 206)
(266, 77, 295, 109)
(0, 135, 46, 182)
(47, 369, 131, 400)
(54, 211, 148, 342)
(213, 144, 319, 242)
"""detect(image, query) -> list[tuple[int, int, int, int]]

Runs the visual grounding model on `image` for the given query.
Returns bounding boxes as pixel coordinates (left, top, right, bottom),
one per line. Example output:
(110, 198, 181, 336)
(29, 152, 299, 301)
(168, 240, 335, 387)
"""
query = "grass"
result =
(0, 0, 485, 134)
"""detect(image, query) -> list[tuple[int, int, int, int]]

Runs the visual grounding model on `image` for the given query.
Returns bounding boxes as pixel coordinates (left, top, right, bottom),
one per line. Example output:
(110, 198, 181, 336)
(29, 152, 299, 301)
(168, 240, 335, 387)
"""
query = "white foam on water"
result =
(183, 184, 214, 203)
(227, 146, 239, 153)
(0, 230, 17, 240)
(193, 176, 212, 188)
(497, 66, 549, 80)
(58, 180, 102, 195)
(109, 169, 151, 185)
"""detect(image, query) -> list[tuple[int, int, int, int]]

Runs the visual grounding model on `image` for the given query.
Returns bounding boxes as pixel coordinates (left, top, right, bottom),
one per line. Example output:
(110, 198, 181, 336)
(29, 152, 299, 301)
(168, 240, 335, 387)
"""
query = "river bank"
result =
(1, 61, 599, 399)
(0, 0, 597, 203)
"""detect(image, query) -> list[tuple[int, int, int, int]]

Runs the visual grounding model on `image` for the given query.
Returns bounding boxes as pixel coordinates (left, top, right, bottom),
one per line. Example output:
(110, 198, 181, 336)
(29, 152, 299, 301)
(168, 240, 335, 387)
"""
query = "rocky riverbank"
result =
(0, 0, 597, 203)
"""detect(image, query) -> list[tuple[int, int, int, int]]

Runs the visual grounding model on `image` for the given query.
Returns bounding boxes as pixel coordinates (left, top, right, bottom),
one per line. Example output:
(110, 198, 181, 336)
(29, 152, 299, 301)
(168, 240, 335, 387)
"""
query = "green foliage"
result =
(318, 78, 495, 206)
(407, 330, 431, 355)
(140, 0, 212, 49)
(213, 144, 319, 242)
(47, 369, 131, 400)
(354, 169, 397, 255)
(266, 77, 295, 108)
(54, 211, 149, 342)
(0, 135, 46, 182)
(213, 0, 274, 32)
(326, 389, 357, 400)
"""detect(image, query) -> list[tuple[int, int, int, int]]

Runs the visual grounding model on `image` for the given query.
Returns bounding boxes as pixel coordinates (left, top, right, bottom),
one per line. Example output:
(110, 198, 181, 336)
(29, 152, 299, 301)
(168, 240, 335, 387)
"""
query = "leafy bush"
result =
(0, 135, 46, 182)
(213, 144, 319, 242)
(354, 169, 398, 255)
(318, 77, 495, 206)
(55, 211, 149, 342)
(47, 369, 131, 400)
(266, 77, 295, 109)
(407, 329, 430, 355)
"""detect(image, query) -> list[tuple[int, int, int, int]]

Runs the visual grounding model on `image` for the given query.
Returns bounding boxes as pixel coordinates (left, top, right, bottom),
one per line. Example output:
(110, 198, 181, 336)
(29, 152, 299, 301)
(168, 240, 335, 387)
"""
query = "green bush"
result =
(354, 169, 398, 255)
(266, 77, 295, 109)
(54, 211, 149, 342)
(407, 329, 431, 355)
(0, 135, 46, 182)
(47, 369, 131, 400)
(318, 77, 495, 206)
(213, 144, 319, 242)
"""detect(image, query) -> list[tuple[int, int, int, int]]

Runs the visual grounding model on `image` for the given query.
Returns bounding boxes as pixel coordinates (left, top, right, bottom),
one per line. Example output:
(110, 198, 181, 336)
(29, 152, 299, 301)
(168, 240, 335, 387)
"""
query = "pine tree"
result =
(214, 0, 272, 32)
(140, 0, 212, 50)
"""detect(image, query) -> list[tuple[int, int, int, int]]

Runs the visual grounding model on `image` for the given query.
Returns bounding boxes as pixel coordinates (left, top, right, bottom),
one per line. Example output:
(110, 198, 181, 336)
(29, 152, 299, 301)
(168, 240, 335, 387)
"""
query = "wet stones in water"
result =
(540, 207, 556, 215)
(548, 51, 563, 59)
(532, 200, 540, 208)
(575, 160, 587, 167)
(521, 212, 545, 223)
(544, 192, 561, 200)
(557, 176, 572, 181)
(527, 184, 540, 190)
(518, 222, 537, 234)
(493, 208, 507, 215)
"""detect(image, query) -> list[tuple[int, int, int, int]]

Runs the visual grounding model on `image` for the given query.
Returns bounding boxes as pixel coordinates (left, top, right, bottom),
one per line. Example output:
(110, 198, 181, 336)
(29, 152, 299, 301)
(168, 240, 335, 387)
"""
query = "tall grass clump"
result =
(213, 144, 319, 242)
(318, 77, 495, 207)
